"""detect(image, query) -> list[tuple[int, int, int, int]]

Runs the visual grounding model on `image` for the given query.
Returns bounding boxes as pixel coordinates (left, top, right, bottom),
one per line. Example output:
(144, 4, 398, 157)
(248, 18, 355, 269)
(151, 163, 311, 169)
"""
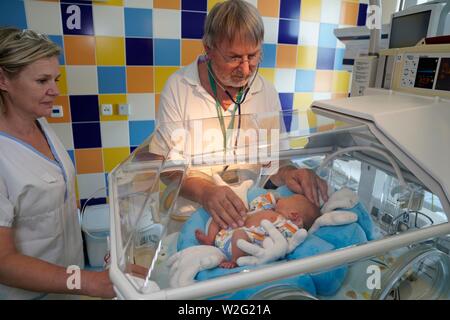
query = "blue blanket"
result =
(177, 186, 373, 298)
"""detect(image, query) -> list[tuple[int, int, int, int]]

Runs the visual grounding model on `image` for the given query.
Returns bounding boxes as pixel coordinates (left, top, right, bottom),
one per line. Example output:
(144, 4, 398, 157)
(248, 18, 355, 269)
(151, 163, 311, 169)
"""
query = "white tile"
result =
(243, 0, 258, 8)
(320, 0, 341, 24)
(125, 0, 153, 8)
(153, 9, 180, 39)
(66, 66, 98, 95)
(127, 93, 155, 121)
(100, 121, 130, 148)
(313, 92, 332, 100)
(93, 5, 124, 36)
(48, 123, 74, 150)
(262, 17, 279, 44)
(76, 173, 107, 199)
(299, 21, 319, 46)
(274, 69, 296, 92)
(24, 0, 62, 35)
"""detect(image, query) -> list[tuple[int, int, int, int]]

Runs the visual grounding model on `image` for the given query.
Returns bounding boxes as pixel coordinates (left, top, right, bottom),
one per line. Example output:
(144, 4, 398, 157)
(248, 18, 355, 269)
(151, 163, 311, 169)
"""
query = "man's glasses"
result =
(214, 47, 262, 68)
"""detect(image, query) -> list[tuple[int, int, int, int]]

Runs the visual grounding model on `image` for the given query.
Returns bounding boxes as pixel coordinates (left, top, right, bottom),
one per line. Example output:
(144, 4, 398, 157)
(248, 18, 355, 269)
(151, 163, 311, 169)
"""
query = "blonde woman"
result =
(0, 27, 115, 299)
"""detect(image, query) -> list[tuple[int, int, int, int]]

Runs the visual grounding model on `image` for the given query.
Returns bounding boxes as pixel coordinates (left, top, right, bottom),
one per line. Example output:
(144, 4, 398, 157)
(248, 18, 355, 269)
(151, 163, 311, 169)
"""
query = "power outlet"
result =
(118, 103, 131, 116)
(101, 104, 113, 116)
(51, 105, 63, 118)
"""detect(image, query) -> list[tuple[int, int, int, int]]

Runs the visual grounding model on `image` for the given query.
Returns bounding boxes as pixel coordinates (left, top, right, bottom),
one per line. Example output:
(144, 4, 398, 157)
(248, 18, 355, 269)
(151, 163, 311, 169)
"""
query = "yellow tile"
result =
(96, 37, 125, 66)
(307, 110, 317, 128)
(208, 0, 225, 11)
(93, 0, 123, 6)
(103, 147, 130, 173)
(293, 93, 314, 111)
(332, 71, 351, 93)
(98, 94, 128, 121)
(297, 46, 317, 69)
(57, 66, 68, 95)
(258, 68, 275, 85)
(301, 0, 321, 22)
(155, 66, 180, 93)
(290, 136, 309, 149)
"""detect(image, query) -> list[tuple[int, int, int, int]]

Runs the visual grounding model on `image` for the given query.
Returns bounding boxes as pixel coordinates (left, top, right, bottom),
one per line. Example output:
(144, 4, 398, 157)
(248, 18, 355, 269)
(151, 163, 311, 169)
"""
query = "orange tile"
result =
(315, 70, 333, 92)
(276, 45, 297, 68)
(153, 0, 180, 9)
(340, 1, 359, 26)
(75, 148, 104, 174)
(64, 36, 96, 65)
(257, 0, 280, 18)
(46, 95, 71, 123)
(127, 66, 154, 93)
(182, 39, 204, 66)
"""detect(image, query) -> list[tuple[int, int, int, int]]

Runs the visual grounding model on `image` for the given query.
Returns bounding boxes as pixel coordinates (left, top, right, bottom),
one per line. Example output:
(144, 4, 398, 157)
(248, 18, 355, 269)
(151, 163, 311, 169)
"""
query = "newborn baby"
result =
(195, 192, 321, 268)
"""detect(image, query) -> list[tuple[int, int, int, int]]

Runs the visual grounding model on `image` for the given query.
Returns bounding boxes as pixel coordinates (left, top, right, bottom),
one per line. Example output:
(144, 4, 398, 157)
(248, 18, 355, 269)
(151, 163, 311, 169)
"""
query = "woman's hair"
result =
(0, 27, 60, 113)
(202, 0, 264, 49)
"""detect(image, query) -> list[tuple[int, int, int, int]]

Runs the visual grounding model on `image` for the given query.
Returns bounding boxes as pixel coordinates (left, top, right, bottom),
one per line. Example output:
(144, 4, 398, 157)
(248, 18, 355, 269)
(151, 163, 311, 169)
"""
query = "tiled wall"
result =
(0, 0, 368, 206)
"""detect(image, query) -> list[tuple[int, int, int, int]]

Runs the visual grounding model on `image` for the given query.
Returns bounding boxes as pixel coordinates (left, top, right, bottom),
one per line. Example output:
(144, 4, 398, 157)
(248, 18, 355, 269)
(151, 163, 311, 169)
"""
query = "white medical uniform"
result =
(0, 118, 84, 300)
(150, 55, 286, 218)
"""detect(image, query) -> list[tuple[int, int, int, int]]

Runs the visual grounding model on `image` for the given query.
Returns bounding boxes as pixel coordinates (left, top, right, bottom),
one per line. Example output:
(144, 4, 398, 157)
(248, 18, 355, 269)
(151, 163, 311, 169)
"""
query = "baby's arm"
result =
(195, 220, 220, 246)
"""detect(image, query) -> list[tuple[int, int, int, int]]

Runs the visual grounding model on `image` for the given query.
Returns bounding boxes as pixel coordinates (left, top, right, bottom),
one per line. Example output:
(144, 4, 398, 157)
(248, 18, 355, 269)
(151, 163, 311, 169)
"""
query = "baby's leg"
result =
(195, 221, 220, 246)
(219, 229, 249, 269)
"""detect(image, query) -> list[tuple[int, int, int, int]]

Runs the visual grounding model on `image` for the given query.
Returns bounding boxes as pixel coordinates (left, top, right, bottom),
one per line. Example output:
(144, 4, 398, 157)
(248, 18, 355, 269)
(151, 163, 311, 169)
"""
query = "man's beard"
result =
(219, 70, 256, 89)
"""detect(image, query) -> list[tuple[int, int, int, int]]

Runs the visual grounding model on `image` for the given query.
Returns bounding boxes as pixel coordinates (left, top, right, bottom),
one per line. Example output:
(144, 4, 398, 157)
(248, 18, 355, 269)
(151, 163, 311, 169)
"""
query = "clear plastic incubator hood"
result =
(107, 89, 450, 300)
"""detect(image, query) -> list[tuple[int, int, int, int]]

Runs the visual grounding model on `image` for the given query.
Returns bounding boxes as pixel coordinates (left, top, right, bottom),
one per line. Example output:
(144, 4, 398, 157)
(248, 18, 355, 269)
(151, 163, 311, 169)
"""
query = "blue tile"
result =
(125, 8, 152, 38)
(334, 48, 345, 70)
(129, 120, 155, 146)
(357, 4, 368, 27)
(318, 23, 337, 48)
(97, 67, 126, 94)
(280, 0, 301, 20)
(48, 35, 65, 65)
(61, 3, 94, 35)
(126, 38, 153, 66)
(261, 44, 276, 68)
(182, 0, 207, 11)
(130, 146, 138, 153)
(182, 11, 206, 39)
(80, 197, 106, 210)
(295, 69, 315, 92)
(67, 149, 75, 166)
(279, 93, 294, 109)
(154, 39, 180, 66)
(317, 47, 336, 70)
(70, 95, 99, 122)
(0, 0, 27, 29)
(104, 173, 109, 196)
(278, 19, 299, 44)
(72, 122, 101, 149)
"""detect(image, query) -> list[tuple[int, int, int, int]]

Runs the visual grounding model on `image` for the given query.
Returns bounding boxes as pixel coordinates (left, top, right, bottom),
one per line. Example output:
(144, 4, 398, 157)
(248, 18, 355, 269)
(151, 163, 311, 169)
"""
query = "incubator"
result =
(107, 46, 450, 301)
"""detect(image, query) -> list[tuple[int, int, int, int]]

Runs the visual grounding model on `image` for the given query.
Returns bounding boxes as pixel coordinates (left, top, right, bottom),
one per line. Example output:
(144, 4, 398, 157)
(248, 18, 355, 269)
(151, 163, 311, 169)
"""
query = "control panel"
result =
(400, 53, 450, 91)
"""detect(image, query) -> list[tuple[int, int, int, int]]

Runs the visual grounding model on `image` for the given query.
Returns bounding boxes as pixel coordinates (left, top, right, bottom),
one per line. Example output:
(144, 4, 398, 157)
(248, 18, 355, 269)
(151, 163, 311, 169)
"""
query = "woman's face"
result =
(207, 37, 261, 88)
(1, 56, 60, 118)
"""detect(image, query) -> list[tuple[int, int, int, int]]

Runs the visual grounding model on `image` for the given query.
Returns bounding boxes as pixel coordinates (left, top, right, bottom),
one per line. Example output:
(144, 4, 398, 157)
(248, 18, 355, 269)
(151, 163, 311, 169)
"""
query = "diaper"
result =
(249, 192, 277, 211)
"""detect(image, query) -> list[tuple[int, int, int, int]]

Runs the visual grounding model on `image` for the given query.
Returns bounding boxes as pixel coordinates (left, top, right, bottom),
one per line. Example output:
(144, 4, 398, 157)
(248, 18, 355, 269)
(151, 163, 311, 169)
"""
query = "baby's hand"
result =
(287, 228, 308, 253)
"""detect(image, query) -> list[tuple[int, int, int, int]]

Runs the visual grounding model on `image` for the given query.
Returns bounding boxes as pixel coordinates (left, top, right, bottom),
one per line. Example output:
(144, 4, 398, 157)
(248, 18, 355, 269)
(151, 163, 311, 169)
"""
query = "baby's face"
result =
(275, 194, 320, 229)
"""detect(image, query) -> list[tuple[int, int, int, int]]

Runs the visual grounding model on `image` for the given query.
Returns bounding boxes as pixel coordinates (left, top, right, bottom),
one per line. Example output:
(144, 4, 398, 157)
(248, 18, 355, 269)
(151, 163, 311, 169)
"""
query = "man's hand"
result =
(236, 220, 289, 266)
(282, 168, 328, 207)
(200, 185, 247, 229)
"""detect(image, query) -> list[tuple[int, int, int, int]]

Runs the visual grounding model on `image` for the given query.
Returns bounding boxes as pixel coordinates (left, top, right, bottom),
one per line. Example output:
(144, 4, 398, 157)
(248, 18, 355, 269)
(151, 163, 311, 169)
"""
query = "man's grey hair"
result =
(202, 0, 264, 49)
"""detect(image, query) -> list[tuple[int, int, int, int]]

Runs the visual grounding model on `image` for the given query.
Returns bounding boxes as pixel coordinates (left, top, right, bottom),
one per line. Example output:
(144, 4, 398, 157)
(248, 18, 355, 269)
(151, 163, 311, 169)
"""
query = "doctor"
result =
(0, 27, 114, 299)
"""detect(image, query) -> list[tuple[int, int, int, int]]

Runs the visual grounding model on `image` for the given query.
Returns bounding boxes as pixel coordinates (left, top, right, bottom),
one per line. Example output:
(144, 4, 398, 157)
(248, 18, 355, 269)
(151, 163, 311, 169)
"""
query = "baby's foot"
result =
(195, 229, 214, 245)
(219, 261, 238, 269)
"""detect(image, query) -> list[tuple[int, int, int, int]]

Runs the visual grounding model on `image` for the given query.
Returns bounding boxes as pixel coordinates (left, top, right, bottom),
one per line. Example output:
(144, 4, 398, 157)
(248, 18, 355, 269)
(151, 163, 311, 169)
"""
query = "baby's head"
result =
(275, 194, 320, 230)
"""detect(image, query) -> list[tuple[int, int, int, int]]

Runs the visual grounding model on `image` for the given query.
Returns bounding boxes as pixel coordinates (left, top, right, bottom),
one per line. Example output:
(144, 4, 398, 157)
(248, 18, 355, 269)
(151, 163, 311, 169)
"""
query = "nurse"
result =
(0, 27, 114, 299)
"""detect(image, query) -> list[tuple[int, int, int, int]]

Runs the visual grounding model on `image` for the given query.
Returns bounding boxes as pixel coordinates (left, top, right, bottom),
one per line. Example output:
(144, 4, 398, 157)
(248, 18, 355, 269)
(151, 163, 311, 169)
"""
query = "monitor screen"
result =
(389, 10, 431, 48)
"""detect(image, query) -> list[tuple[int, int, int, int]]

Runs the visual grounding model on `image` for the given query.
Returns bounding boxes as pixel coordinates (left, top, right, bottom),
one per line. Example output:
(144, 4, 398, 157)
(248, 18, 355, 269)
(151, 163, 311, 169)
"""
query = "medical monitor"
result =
(389, 2, 449, 49)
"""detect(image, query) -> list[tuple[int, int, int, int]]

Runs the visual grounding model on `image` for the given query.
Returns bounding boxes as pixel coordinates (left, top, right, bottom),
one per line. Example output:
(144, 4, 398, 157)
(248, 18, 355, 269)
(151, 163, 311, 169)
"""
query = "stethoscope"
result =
(206, 60, 260, 152)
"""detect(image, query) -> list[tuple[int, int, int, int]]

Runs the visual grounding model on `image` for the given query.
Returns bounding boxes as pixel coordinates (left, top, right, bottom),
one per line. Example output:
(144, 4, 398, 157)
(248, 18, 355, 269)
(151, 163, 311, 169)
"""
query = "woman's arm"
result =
(0, 227, 115, 298)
